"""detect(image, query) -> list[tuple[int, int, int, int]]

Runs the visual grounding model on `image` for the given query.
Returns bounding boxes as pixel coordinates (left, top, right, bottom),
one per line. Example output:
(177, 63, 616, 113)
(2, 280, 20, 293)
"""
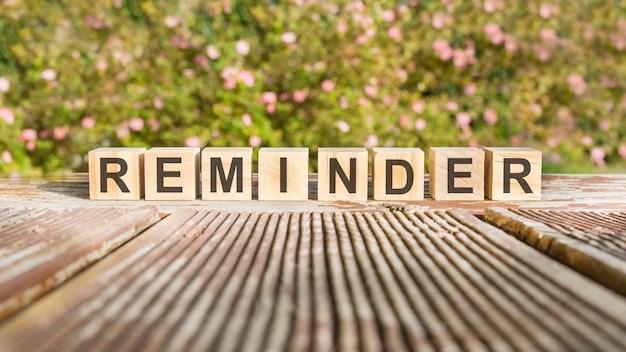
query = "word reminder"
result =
(88, 147, 541, 201)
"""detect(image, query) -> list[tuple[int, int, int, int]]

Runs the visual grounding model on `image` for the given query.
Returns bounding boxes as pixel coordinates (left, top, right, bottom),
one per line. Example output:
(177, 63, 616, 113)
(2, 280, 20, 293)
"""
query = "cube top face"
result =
(429, 147, 484, 201)
(147, 147, 200, 153)
(485, 147, 542, 200)
(372, 148, 424, 201)
(258, 148, 309, 201)
(144, 147, 200, 201)
(89, 148, 146, 200)
(201, 147, 253, 200)
(318, 148, 368, 201)
(204, 147, 252, 153)
(259, 147, 309, 154)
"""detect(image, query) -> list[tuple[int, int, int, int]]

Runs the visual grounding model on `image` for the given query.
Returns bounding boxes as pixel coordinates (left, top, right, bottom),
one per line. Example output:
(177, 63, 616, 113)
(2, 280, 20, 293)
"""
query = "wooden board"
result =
(2, 208, 626, 351)
(1, 174, 626, 214)
(0, 206, 159, 320)
(485, 207, 626, 296)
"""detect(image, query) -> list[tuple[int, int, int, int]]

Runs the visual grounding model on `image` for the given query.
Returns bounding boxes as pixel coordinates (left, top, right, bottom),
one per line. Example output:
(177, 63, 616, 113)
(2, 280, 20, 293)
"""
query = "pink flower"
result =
(540, 28, 558, 42)
(382, 10, 395, 22)
(446, 101, 458, 111)
(483, 23, 504, 44)
(546, 136, 560, 148)
(321, 79, 335, 92)
(504, 35, 518, 52)
(238, 70, 255, 87)
(414, 118, 427, 131)
(580, 136, 593, 146)
(266, 104, 276, 114)
(566, 74, 587, 95)
(128, 117, 144, 131)
(412, 100, 425, 114)
(242, 113, 252, 126)
(364, 134, 378, 148)
(337, 120, 350, 133)
(599, 120, 611, 132)
(221, 66, 238, 80)
(398, 115, 410, 128)
(590, 147, 606, 167)
(21, 128, 37, 141)
(235, 40, 250, 55)
(164, 15, 179, 28)
(383, 96, 393, 105)
(153, 97, 164, 109)
(0, 77, 9, 93)
(293, 89, 308, 103)
(184, 136, 202, 147)
(53, 126, 68, 140)
(364, 85, 377, 98)
(483, 109, 498, 125)
(0, 107, 15, 124)
(116, 123, 130, 139)
(539, 4, 553, 18)
(336, 22, 348, 34)
(387, 27, 401, 40)
(148, 118, 160, 131)
(510, 135, 521, 147)
(1, 150, 12, 164)
(483, 23, 501, 37)
(280, 31, 297, 44)
(82, 116, 95, 129)
(41, 68, 57, 81)
(248, 135, 262, 147)
(464, 84, 477, 96)
(618, 145, 626, 159)
(432, 39, 449, 52)
(530, 104, 543, 115)
(533, 44, 551, 61)
(206, 45, 220, 60)
(483, 0, 496, 13)
(455, 112, 472, 129)
(260, 91, 277, 104)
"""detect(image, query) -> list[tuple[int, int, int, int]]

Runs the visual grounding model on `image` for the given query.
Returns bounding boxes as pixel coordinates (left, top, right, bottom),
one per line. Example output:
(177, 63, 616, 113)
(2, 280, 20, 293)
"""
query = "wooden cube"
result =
(372, 148, 424, 201)
(89, 148, 145, 200)
(258, 148, 309, 201)
(318, 148, 368, 201)
(485, 147, 542, 200)
(201, 147, 252, 200)
(429, 147, 484, 201)
(144, 147, 200, 201)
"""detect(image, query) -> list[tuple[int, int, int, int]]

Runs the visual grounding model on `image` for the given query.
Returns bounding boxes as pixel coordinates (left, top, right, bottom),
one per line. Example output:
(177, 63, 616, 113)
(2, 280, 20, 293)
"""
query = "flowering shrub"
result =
(0, 0, 625, 174)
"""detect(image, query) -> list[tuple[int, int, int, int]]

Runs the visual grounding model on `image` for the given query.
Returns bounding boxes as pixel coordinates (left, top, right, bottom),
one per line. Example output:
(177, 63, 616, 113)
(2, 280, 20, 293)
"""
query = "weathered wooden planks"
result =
(0, 206, 159, 320)
(485, 207, 626, 296)
(3, 174, 626, 214)
(2, 209, 626, 351)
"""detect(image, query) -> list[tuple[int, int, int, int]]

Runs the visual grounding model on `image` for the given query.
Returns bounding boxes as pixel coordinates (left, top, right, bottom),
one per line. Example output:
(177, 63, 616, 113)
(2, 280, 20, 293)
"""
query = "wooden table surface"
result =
(0, 174, 625, 351)
(1, 173, 625, 214)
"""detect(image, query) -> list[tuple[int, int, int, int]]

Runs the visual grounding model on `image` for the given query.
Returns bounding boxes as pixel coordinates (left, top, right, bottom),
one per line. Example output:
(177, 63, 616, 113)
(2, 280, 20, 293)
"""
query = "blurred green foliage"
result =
(0, 0, 625, 174)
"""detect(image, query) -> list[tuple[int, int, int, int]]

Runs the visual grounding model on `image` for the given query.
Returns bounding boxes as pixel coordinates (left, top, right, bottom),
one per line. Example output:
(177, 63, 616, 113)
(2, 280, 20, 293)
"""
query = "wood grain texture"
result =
(429, 147, 484, 201)
(144, 147, 200, 201)
(2, 174, 626, 214)
(485, 207, 626, 296)
(88, 148, 145, 200)
(257, 148, 309, 201)
(2, 209, 626, 351)
(318, 148, 368, 201)
(201, 147, 252, 200)
(484, 147, 542, 200)
(372, 147, 424, 201)
(0, 206, 159, 320)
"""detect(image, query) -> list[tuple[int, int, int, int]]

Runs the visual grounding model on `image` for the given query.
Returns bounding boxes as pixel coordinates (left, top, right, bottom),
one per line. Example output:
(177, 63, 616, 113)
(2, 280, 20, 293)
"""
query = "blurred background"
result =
(0, 0, 625, 175)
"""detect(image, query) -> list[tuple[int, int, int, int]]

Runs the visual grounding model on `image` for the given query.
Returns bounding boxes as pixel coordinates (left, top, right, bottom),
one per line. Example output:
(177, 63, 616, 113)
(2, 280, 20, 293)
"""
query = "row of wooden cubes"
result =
(88, 147, 541, 201)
